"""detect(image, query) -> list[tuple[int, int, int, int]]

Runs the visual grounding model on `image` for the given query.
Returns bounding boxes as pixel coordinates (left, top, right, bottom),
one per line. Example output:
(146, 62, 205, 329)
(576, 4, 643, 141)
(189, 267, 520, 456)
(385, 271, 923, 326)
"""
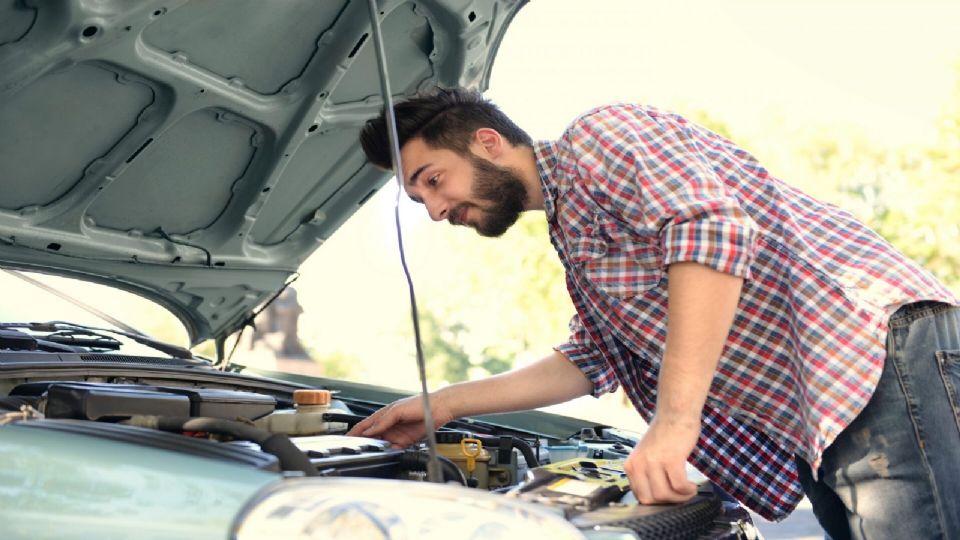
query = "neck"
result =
(515, 146, 545, 211)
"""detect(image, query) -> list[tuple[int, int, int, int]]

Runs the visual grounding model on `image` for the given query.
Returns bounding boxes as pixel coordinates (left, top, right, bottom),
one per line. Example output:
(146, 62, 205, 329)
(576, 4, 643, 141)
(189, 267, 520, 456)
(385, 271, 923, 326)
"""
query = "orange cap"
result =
(294, 389, 331, 406)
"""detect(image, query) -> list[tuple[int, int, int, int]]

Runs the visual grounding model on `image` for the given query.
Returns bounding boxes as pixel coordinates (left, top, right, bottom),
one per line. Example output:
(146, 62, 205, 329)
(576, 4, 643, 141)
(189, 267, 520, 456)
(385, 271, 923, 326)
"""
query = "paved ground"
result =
(751, 497, 824, 540)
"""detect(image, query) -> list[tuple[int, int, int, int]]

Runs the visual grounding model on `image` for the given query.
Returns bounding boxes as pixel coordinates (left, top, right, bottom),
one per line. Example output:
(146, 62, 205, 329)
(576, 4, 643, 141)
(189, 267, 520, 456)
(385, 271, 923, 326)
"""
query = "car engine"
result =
(0, 378, 757, 540)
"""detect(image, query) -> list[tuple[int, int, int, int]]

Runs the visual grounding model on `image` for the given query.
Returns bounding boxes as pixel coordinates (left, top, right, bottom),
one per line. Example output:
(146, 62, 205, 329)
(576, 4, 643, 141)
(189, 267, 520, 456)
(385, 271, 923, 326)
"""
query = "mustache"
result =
(449, 203, 470, 226)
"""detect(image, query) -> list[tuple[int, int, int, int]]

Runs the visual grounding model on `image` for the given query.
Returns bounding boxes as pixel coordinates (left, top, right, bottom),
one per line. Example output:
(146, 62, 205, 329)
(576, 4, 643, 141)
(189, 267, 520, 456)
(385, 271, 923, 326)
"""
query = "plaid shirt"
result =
(536, 104, 958, 520)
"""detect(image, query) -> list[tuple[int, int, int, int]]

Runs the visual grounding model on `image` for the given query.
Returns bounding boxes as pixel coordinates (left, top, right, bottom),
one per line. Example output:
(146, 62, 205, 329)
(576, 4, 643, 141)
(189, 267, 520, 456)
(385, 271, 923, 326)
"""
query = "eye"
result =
(427, 175, 439, 187)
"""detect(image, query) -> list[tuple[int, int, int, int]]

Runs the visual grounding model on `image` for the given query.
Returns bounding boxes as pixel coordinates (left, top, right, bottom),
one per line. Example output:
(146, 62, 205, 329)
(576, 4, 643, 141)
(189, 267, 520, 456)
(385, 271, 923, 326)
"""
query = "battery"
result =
(507, 458, 630, 516)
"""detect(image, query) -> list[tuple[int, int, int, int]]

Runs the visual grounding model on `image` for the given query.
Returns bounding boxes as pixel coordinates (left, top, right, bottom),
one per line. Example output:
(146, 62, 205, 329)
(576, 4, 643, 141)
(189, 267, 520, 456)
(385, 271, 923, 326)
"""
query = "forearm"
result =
(436, 350, 594, 419)
(656, 262, 743, 424)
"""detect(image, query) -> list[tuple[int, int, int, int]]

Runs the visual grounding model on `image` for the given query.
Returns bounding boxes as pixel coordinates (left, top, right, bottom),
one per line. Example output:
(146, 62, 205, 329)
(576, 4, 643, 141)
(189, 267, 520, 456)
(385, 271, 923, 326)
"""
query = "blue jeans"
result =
(796, 301, 960, 540)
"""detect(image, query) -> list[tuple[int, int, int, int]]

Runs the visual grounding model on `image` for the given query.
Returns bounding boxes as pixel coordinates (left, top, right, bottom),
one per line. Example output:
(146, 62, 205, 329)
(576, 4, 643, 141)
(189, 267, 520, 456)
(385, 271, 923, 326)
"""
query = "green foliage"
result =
(793, 73, 960, 293)
(685, 110, 734, 140)
(311, 350, 358, 379)
(408, 210, 574, 384)
(418, 310, 513, 385)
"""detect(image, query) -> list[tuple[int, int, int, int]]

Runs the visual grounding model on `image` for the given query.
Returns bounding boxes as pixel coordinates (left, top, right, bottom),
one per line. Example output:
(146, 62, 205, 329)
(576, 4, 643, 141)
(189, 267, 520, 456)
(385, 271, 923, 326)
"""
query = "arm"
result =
(624, 261, 743, 504)
(442, 349, 595, 417)
(347, 351, 593, 446)
(566, 107, 755, 504)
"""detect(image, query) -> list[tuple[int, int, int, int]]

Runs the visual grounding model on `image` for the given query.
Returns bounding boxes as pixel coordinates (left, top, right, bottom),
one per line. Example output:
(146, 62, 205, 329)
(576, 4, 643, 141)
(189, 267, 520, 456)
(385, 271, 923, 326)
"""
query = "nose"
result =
(424, 196, 449, 222)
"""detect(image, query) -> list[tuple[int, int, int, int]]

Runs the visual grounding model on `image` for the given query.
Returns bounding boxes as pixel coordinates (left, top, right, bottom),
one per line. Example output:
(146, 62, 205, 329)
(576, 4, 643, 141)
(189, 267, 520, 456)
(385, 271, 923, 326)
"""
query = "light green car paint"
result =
(0, 423, 278, 540)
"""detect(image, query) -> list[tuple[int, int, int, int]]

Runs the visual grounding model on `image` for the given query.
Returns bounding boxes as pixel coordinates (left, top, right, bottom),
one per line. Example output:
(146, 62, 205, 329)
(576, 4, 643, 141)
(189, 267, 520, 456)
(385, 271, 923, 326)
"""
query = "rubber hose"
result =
(321, 412, 366, 430)
(257, 433, 319, 476)
(473, 434, 540, 468)
(510, 438, 540, 468)
(136, 416, 317, 476)
(437, 454, 468, 485)
(400, 450, 467, 486)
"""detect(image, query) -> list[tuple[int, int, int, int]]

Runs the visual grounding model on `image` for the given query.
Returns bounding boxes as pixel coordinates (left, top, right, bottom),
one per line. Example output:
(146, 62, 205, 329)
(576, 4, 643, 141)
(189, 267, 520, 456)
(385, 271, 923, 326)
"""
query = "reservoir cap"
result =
(294, 389, 331, 406)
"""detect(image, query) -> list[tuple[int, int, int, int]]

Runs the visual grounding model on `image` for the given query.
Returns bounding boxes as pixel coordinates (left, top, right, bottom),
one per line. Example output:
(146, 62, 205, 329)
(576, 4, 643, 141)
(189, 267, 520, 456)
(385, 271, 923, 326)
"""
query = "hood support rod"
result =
(365, 0, 442, 484)
(5, 269, 146, 337)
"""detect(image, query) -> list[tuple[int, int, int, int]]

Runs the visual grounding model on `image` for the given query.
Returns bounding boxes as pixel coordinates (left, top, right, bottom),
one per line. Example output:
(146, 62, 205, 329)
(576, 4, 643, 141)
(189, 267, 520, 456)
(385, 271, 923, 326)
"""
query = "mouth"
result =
(449, 206, 468, 226)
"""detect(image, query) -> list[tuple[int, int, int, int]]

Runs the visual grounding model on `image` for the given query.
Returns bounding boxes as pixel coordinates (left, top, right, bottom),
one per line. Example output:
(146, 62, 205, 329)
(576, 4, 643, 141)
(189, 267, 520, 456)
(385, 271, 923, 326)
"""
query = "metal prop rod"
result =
(364, 0, 442, 484)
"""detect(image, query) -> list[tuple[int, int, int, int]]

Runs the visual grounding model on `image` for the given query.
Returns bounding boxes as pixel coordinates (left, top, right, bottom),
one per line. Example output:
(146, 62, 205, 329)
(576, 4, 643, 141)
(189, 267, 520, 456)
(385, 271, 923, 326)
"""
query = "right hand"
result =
(346, 393, 455, 447)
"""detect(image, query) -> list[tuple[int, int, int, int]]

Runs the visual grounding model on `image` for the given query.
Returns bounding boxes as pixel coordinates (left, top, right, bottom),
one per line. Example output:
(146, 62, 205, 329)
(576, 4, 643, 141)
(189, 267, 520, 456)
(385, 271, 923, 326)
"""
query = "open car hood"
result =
(0, 0, 523, 345)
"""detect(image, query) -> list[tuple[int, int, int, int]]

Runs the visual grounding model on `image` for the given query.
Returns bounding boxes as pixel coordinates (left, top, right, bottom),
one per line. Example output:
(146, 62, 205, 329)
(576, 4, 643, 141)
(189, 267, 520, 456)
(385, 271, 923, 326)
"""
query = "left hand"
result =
(623, 415, 700, 505)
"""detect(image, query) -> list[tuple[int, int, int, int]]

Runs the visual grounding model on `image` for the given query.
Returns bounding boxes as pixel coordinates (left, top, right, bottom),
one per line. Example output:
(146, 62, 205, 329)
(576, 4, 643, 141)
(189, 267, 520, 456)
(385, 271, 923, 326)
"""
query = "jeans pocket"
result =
(935, 349, 960, 435)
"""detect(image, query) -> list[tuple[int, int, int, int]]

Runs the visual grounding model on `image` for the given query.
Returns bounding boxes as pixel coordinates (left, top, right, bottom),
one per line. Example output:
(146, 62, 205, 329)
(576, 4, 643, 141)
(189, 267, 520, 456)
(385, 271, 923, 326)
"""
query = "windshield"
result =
(0, 269, 189, 355)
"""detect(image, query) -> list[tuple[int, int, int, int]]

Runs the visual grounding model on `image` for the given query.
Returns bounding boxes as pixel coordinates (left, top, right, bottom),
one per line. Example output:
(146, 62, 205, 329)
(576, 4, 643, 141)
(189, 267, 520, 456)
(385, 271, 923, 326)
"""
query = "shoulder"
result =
(560, 103, 690, 145)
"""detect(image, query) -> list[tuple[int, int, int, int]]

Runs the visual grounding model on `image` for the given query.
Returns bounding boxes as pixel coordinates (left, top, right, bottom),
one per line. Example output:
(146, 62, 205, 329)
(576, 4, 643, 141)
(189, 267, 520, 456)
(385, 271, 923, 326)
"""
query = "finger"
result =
(381, 424, 423, 447)
(665, 463, 698, 499)
(347, 407, 386, 436)
(358, 407, 398, 437)
(628, 465, 654, 505)
(646, 465, 677, 503)
(346, 414, 374, 436)
(360, 414, 392, 436)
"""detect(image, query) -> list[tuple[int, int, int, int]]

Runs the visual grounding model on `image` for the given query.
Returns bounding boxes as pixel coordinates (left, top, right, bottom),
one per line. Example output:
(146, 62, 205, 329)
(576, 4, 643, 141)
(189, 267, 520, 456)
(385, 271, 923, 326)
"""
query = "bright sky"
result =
(487, 0, 960, 147)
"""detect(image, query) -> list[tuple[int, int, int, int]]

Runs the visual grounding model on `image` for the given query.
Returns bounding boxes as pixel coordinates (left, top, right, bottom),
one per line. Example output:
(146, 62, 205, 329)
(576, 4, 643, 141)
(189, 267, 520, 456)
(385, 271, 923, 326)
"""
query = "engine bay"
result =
(0, 374, 756, 539)
(3, 380, 574, 488)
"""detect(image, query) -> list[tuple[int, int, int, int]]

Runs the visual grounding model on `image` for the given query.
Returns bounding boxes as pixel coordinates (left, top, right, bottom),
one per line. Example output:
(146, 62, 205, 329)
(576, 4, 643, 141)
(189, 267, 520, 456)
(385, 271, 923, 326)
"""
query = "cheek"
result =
(448, 177, 475, 201)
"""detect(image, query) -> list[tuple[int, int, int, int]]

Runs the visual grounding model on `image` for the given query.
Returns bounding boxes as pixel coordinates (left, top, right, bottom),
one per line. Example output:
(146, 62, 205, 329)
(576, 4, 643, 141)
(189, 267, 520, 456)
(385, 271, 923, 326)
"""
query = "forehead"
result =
(399, 138, 461, 185)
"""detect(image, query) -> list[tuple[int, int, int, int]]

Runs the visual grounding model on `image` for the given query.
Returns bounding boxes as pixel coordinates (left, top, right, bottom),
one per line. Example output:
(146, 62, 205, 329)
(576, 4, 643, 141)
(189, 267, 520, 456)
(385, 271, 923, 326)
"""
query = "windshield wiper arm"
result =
(0, 322, 198, 361)
(1, 325, 119, 353)
(41, 329, 123, 351)
(43, 321, 197, 360)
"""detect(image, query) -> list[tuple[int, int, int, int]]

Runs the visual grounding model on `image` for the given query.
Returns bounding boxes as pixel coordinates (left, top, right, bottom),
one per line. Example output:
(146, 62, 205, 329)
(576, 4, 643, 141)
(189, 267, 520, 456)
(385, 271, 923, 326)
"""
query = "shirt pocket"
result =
(568, 216, 663, 298)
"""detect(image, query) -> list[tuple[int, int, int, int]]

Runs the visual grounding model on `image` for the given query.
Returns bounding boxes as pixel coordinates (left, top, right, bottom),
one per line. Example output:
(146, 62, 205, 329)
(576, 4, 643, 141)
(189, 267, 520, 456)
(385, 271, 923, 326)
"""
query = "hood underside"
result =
(0, 0, 523, 345)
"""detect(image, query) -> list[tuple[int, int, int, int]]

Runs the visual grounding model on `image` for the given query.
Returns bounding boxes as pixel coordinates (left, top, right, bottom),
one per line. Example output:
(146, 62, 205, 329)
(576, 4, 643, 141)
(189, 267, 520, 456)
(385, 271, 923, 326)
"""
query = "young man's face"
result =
(399, 137, 527, 237)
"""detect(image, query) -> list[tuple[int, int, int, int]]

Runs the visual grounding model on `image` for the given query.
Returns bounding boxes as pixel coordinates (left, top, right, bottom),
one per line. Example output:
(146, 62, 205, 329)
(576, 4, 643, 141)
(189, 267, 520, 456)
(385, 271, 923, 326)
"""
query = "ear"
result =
(471, 128, 505, 159)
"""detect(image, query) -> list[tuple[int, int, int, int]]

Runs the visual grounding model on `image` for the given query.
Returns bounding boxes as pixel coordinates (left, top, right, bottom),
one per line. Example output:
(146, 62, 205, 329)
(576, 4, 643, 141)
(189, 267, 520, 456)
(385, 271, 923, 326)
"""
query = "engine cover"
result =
(10, 381, 276, 421)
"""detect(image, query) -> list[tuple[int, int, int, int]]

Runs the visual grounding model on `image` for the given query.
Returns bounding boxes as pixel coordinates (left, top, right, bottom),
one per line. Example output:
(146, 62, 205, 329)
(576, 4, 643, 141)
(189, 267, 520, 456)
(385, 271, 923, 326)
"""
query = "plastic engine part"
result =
(11, 382, 276, 421)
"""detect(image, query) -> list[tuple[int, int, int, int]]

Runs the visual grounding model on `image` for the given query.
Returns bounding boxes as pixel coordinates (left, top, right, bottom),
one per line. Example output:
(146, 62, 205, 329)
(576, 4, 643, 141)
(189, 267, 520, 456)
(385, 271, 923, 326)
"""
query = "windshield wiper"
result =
(0, 328, 92, 353)
(4, 270, 147, 337)
(40, 328, 123, 351)
(0, 322, 199, 361)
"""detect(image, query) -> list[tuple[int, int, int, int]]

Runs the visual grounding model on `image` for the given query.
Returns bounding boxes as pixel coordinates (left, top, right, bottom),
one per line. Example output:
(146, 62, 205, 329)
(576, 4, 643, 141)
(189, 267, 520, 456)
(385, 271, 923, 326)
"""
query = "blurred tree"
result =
(793, 67, 960, 293)
(407, 210, 574, 383)
(309, 350, 358, 379)
(418, 310, 512, 385)
(685, 109, 734, 140)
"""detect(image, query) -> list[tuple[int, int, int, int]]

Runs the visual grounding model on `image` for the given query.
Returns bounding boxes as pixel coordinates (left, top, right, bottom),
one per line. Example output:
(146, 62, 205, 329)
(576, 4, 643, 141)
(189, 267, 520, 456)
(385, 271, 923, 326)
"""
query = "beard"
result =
(451, 156, 528, 238)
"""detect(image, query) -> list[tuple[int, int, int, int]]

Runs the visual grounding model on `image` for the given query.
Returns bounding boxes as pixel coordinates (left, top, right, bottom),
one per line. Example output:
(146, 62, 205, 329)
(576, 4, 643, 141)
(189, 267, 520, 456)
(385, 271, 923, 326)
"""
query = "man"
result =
(347, 88, 960, 538)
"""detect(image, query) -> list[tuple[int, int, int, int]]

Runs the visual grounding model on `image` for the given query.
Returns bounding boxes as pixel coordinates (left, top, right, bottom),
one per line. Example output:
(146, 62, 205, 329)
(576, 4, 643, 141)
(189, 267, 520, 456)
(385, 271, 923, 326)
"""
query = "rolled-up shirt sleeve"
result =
(567, 106, 759, 279)
(555, 313, 619, 397)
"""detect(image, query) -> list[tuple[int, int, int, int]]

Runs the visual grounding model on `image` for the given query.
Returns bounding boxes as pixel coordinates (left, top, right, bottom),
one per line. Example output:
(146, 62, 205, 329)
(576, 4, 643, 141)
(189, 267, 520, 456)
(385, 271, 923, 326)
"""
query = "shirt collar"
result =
(533, 139, 560, 221)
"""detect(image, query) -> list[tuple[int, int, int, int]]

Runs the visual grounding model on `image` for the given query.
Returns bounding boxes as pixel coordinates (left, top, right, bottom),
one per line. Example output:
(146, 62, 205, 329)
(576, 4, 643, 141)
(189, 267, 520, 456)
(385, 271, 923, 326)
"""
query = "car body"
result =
(0, 1, 759, 538)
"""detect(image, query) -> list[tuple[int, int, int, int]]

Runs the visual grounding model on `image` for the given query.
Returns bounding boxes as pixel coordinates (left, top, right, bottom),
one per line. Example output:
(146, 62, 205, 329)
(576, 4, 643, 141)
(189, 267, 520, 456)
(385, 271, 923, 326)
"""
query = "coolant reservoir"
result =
(254, 389, 347, 436)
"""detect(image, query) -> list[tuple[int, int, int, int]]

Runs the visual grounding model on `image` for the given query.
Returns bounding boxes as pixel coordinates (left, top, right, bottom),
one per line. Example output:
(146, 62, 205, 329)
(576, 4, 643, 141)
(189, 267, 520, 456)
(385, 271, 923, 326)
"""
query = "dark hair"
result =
(359, 87, 532, 169)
